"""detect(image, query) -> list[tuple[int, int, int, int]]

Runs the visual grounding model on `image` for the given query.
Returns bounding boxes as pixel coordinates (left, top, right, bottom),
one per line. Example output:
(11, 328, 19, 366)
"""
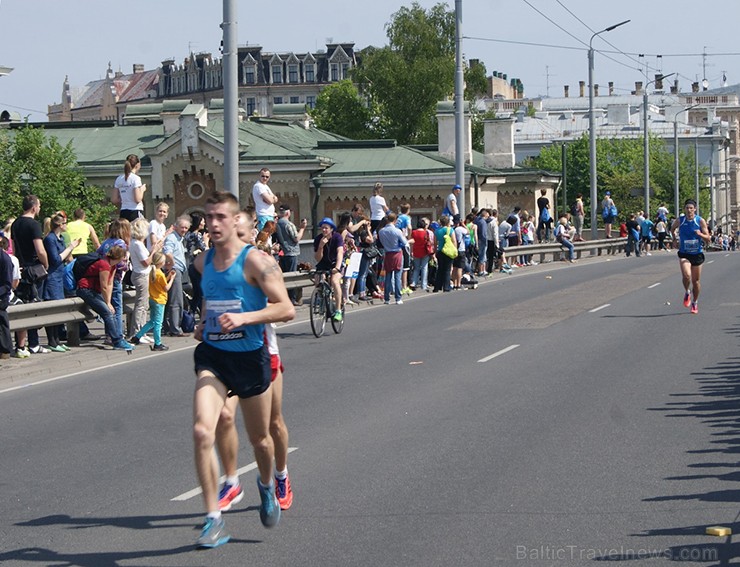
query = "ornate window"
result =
(272, 65, 283, 84)
(306, 95, 316, 109)
(288, 64, 299, 83)
(330, 63, 339, 82)
(290, 96, 299, 104)
(305, 64, 315, 82)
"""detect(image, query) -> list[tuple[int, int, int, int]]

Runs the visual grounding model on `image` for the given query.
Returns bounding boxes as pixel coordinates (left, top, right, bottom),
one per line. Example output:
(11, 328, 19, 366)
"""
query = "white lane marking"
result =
(726, 254, 730, 257)
(589, 304, 611, 313)
(171, 447, 299, 501)
(0, 346, 194, 395)
(647, 283, 661, 289)
(478, 344, 519, 363)
(707, 260, 715, 264)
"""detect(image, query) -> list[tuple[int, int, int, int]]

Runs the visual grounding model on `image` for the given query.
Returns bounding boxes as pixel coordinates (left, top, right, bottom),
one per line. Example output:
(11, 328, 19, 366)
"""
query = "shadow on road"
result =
(592, 355, 740, 564)
(6, 511, 261, 566)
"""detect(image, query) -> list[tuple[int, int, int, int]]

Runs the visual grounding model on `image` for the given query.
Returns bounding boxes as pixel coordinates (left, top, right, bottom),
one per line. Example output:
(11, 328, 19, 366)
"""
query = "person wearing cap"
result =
(313, 217, 344, 321)
(275, 205, 307, 306)
(601, 191, 617, 238)
(443, 184, 461, 218)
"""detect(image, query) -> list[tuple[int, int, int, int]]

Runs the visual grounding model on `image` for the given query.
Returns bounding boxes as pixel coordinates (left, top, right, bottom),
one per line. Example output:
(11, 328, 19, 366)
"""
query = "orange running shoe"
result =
(690, 302, 698, 314)
(275, 475, 293, 510)
(683, 292, 691, 308)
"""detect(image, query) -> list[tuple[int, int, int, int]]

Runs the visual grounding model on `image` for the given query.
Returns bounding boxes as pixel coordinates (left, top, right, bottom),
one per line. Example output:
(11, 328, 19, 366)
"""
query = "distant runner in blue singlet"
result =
(670, 199, 711, 314)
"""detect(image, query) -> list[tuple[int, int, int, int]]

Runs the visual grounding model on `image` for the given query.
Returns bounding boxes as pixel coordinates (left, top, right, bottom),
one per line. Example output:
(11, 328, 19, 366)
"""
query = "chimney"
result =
(670, 79, 679, 94)
(594, 84, 599, 97)
(436, 102, 472, 164)
(692, 82, 700, 93)
(608, 82, 614, 96)
(483, 117, 516, 169)
(564, 85, 569, 98)
(635, 81, 643, 95)
(579, 81, 585, 97)
(133, 64, 145, 74)
(654, 73, 664, 91)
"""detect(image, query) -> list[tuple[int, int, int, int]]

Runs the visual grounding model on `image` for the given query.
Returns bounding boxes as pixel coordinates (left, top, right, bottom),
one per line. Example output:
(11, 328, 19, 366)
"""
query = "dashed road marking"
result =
(589, 304, 611, 313)
(478, 344, 519, 363)
(648, 283, 661, 289)
(171, 447, 299, 501)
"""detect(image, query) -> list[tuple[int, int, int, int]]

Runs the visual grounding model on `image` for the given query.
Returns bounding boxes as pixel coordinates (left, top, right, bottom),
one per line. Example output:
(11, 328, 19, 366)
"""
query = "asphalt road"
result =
(2, 251, 740, 566)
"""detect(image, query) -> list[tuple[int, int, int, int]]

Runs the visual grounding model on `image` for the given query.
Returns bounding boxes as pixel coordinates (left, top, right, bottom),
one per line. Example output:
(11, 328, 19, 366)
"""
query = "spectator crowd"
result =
(1, 166, 734, 361)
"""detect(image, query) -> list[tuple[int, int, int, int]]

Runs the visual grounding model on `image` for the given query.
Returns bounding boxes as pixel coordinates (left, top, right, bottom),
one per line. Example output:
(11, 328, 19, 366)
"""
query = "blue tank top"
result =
(678, 215, 703, 255)
(201, 245, 266, 352)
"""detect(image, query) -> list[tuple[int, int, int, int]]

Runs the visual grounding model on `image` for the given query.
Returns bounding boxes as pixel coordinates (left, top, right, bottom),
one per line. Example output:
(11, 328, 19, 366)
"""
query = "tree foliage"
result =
(311, 80, 377, 139)
(312, 2, 494, 149)
(0, 125, 114, 232)
(354, 2, 455, 145)
(524, 134, 708, 223)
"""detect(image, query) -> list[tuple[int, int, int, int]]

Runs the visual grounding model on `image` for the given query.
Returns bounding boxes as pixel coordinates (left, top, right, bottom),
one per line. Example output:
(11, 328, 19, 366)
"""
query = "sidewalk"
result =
(0, 257, 583, 390)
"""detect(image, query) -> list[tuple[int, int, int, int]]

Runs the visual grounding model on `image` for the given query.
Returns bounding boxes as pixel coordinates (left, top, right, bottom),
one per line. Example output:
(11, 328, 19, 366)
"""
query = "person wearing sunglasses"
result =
(252, 168, 278, 231)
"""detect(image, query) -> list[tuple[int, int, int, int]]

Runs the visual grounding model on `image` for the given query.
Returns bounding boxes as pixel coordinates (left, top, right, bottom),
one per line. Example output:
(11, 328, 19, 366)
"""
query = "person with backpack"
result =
(76, 245, 135, 351)
(452, 216, 469, 290)
(433, 215, 457, 293)
(536, 189, 551, 242)
(571, 193, 585, 241)
(601, 192, 617, 238)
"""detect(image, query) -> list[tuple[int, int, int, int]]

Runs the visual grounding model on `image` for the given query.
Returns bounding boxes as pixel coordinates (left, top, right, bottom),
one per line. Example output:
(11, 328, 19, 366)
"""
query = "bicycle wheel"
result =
(309, 286, 326, 337)
(330, 290, 345, 334)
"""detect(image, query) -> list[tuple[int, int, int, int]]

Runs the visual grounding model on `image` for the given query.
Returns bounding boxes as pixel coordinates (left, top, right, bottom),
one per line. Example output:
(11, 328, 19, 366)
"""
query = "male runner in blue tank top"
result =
(670, 199, 711, 314)
(191, 191, 295, 548)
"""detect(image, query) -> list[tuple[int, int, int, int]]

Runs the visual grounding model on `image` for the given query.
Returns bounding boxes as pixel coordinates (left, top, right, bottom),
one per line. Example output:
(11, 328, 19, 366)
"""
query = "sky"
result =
(1, 0, 739, 122)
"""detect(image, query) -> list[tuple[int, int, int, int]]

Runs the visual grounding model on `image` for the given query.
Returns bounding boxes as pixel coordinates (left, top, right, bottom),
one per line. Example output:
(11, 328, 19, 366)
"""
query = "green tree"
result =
(310, 80, 376, 139)
(354, 2, 456, 144)
(0, 124, 114, 232)
(524, 134, 707, 225)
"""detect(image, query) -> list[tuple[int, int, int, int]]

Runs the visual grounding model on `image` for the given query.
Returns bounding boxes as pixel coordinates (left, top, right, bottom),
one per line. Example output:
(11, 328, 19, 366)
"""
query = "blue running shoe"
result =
(196, 516, 230, 548)
(257, 478, 281, 528)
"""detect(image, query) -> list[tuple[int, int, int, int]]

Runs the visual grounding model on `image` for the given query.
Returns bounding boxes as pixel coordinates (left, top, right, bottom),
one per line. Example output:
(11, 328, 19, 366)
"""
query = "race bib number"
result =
(205, 299, 245, 342)
(683, 238, 700, 253)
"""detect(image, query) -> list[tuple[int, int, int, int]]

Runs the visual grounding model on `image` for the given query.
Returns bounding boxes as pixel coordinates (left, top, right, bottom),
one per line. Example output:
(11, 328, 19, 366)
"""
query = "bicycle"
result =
(309, 270, 345, 337)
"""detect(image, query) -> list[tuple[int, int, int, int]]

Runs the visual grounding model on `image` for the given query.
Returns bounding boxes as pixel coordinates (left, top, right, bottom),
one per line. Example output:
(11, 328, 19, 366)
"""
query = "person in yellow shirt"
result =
(66, 209, 101, 257)
(130, 251, 175, 351)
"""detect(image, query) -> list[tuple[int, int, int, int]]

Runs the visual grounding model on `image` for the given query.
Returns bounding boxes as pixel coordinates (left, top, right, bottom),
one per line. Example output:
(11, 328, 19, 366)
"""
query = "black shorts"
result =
(194, 342, 271, 399)
(402, 247, 410, 270)
(453, 254, 466, 269)
(677, 251, 705, 266)
(120, 209, 144, 222)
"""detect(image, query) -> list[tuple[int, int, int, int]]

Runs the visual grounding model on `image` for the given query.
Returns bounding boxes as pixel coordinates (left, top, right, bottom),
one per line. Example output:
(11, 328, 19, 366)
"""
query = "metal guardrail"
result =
(7, 273, 315, 341)
(503, 237, 627, 263)
(6, 240, 623, 340)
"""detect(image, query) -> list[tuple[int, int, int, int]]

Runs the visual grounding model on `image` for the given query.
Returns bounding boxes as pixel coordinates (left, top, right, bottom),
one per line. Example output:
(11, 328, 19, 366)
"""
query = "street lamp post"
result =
(642, 72, 674, 219)
(589, 20, 629, 240)
(673, 103, 701, 218)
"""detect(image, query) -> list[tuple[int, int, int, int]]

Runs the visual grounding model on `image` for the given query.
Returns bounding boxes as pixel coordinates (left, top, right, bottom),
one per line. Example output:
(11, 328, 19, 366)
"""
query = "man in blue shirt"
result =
(395, 203, 412, 294)
(378, 213, 408, 304)
(163, 215, 191, 336)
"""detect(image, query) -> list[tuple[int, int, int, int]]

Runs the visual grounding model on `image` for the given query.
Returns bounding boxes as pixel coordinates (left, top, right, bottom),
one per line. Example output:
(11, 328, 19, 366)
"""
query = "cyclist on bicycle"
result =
(313, 217, 344, 321)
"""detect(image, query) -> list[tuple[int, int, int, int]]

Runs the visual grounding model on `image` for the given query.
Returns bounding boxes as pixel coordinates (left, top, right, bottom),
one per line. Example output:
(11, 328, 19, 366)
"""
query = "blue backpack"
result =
(63, 253, 101, 293)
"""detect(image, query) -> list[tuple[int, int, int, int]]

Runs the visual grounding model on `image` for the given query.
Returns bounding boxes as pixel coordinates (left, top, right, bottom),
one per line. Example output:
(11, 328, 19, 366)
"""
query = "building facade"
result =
(47, 43, 357, 124)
